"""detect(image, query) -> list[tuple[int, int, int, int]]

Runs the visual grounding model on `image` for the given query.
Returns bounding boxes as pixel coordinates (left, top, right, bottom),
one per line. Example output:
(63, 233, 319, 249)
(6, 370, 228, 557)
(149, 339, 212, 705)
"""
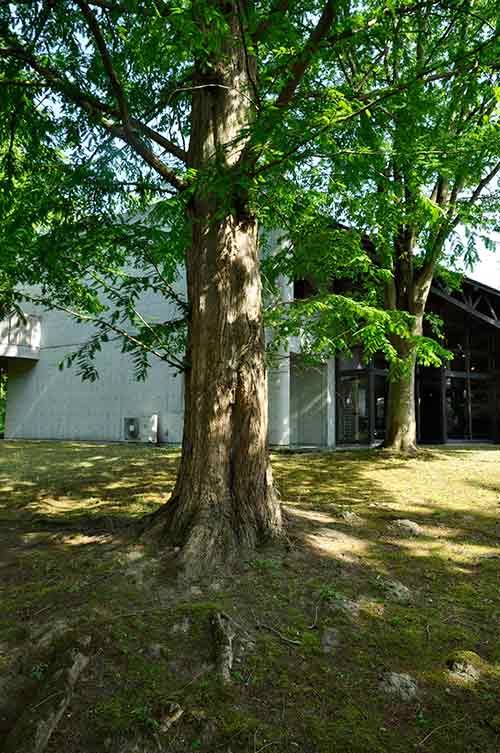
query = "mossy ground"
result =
(0, 441, 499, 752)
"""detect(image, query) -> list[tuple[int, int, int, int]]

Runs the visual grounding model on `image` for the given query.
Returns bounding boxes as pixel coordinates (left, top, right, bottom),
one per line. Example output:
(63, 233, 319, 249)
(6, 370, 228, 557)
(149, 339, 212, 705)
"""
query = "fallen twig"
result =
(168, 667, 214, 697)
(31, 690, 64, 712)
(255, 741, 277, 753)
(254, 730, 278, 753)
(159, 702, 184, 733)
(111, 607, 172, 620)
(417, 716, 467, 746)
(308, 603, 320, 629)
(253, 612, 301, 646)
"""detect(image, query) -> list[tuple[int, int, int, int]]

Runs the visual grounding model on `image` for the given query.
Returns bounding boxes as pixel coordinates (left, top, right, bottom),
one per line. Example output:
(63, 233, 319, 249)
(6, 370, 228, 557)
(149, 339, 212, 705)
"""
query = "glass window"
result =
(470, 380, 491, 440)
(336, 374, 369, 444)
(446, 377, 468, 439)
(374, 375, 387, 440)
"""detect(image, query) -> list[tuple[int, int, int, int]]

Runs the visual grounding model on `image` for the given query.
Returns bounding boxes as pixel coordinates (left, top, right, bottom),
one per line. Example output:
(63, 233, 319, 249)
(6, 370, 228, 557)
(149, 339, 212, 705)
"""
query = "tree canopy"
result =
(3, 0, 498, 376)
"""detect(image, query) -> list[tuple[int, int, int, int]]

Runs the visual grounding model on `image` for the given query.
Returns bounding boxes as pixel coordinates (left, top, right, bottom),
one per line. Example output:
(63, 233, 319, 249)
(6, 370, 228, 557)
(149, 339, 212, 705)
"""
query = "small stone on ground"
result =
(382, 579, 413, 604)
(170, 616, 191, 634)
(379, 672, 418, 701)
(339, 510, 364, 525)
(391, 519, 425, 536)
(321, 627, 340, 653)
(446, 651, 482, 681)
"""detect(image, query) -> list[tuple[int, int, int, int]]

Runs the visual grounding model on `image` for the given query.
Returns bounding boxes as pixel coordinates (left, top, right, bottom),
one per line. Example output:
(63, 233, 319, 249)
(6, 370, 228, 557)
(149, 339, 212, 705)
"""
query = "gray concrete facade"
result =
(2, 264, 334, 447)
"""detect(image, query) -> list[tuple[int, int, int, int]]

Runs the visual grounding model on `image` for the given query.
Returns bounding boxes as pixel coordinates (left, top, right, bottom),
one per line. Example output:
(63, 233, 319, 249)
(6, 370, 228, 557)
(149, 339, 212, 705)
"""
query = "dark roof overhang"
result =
(431, 276, 500, 329)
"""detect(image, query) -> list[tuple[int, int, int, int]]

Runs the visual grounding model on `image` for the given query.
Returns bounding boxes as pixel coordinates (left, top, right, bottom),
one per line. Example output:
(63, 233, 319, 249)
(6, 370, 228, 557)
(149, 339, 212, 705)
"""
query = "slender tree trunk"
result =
(385, 316, 423, 452)
(385, 345, 418, 452)
(145, 2, 282, 576)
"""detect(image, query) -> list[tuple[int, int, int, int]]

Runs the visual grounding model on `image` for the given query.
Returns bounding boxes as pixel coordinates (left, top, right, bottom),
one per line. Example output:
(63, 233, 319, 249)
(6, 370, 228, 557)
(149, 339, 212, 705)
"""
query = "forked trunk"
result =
(145, 2, 282, 576)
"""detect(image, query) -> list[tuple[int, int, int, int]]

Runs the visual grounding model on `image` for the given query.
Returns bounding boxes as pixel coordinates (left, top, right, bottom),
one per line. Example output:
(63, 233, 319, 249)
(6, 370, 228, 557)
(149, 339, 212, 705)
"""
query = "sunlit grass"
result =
(1, 441, 500, 752)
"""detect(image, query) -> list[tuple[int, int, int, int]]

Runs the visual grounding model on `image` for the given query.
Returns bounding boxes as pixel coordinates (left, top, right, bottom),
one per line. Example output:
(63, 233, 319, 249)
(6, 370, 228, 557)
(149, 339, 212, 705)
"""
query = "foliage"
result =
(3, 1, 497, 382)
(260, 0, 499, 386)
(337, 5, 499, 326)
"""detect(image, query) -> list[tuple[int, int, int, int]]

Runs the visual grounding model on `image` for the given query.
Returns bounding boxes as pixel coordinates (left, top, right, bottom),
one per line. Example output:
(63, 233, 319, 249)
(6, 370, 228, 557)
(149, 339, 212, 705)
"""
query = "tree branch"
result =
(30, 296, 186, 372)
(451, 160, 500, 226)
(0, 43, 186, 162)
(88, 271, 187, 366)
(274, 0, 335, 110)
(76, 0, 130, 124)
(0, 44, 187, 189)
(100, 119, 186, 189)
(253, 0, 290, 42)
(0, 44, 115, 116)
(418, 162, 499, 291)
(87, 0, 173, 16)
(250, 62, 465, 179)
(129, 119, 187, 162)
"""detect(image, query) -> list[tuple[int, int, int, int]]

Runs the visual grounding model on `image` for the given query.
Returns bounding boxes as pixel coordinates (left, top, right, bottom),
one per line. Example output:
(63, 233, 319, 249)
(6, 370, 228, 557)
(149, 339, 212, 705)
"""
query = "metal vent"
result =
(124, 415, 159, 443)
(124, 417, 140, 441)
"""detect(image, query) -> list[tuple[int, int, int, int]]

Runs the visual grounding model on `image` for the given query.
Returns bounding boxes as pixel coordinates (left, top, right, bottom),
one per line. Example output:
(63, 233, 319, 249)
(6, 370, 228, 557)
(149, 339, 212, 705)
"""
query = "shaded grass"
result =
(0, 441, 499, 753)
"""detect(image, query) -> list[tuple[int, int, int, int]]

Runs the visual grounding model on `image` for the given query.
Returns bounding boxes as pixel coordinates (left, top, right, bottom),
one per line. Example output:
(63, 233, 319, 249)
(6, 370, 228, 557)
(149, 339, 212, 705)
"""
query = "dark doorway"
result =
(470, 379, 491, 440)
(419, 373, 444, 443)
(446, 377, 468, 439)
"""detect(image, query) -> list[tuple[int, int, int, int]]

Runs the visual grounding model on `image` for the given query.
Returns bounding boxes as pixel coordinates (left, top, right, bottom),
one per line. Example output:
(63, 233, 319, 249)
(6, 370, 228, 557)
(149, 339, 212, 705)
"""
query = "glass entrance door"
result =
(336, 374, 369, 444)
(445, 376, 492, 440)
(446, 377, 468, 439)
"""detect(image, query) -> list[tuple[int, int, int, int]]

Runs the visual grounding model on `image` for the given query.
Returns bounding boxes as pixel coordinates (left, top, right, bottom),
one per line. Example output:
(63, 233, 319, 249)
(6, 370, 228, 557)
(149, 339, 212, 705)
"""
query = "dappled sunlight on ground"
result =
(1, 441, 500, 752)
(305, 527, 370, 558)
(0, 440, 180, 526)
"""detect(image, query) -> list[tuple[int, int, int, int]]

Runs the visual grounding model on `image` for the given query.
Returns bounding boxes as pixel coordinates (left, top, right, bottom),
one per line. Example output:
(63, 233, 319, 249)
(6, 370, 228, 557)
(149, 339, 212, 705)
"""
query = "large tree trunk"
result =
(146, 2, 282, 576)
(384, 316, 423, 453)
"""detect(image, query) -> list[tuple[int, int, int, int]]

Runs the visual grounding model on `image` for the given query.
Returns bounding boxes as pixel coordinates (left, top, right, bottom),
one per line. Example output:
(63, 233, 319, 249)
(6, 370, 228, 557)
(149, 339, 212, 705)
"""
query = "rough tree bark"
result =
(385, 318, 422, 453)
(146, 3, 282, 575)
(383, 225, 429, 453)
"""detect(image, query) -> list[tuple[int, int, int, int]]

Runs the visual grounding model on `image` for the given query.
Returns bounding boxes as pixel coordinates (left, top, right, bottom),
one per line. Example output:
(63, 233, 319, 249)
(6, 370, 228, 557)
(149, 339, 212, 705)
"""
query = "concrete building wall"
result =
(4, 254, 334, 447)
(5, 281, 185, 443)
(290, 355, 328, 446)
(267, 268, 293, 446)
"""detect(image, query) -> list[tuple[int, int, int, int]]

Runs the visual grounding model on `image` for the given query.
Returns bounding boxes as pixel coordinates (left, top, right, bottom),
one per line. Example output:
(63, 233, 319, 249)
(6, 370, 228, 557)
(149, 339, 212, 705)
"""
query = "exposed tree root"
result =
(3, 644, 89, 753)
(140, 496, 285, 581)
(211, 612, 235, 684)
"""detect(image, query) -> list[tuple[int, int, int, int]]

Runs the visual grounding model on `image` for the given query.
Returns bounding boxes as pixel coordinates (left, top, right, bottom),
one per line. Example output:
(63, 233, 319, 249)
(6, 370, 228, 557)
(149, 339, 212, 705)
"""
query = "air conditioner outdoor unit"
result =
(124, 414, 158, 443)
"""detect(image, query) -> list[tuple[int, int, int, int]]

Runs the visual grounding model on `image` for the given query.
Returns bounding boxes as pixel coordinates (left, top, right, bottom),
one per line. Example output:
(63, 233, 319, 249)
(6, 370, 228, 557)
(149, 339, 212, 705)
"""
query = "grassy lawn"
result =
(0, 441, 499, 753)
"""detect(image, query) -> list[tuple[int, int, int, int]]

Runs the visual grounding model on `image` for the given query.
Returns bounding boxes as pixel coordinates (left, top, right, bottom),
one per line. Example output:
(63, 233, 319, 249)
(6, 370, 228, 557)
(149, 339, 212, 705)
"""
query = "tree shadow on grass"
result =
(266, 447, 500, 752)
(0, 440, 180, 532)
(1, 443, 499, 753)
